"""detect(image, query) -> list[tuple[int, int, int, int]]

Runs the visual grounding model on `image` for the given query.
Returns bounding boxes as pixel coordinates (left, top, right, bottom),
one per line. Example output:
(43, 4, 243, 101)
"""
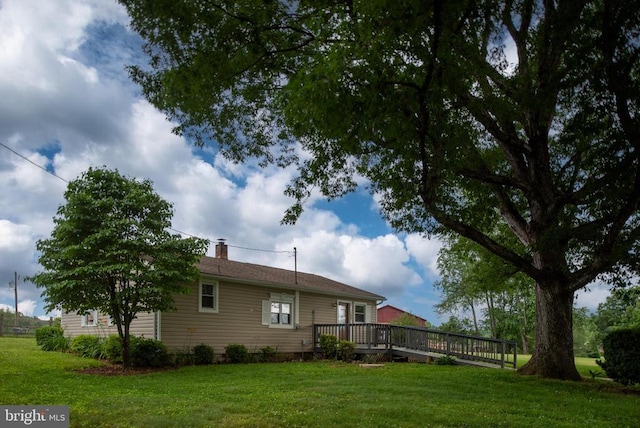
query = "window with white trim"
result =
(80, 310, 114, 327)
(270, 301, 291, 325)
(199, 280, 219, 313)
(105, 315, 114, 326)
(354, 303, 366, 323)
(81, 310, 98, 327)
(262, 293, 295, 329)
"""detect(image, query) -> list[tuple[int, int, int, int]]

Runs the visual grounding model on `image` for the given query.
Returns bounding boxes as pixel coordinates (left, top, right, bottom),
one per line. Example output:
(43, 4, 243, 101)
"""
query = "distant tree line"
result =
(0, 308, 51, 335)
(434, 234, 640, 356)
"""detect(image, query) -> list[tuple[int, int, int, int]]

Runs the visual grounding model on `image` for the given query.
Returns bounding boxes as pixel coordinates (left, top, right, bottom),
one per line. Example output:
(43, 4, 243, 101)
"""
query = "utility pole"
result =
(294, 247, 297, 285)
(9, 271, 18, 327)
(14, 271, 18, 327)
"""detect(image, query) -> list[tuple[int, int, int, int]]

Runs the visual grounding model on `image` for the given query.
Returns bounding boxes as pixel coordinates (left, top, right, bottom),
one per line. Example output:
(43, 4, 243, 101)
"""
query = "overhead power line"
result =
(0, 141, 69, 183)
(2, 142, 292, 257)
(168, 228, 293, 255)
(228, 243, 294, 255)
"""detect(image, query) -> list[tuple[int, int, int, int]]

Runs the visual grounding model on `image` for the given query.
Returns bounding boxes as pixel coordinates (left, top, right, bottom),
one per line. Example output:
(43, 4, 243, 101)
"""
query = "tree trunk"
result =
(519, 281, 581, 380)
(122, 323, 131, 368)
(470, 302, 479, 335)
(520, 331, 530, 354)
(485, 292, 497, 338)
(518, 293, 530, 354)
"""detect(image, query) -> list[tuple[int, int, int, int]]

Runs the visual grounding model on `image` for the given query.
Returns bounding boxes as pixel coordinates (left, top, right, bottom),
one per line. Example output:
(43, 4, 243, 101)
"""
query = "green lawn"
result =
(516, 354, 604, 378)
(1, 338, 638, 427)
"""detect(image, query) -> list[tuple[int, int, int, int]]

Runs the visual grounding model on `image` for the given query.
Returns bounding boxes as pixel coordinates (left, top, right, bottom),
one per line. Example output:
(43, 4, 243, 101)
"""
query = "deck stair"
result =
(313, 323, 517, 369)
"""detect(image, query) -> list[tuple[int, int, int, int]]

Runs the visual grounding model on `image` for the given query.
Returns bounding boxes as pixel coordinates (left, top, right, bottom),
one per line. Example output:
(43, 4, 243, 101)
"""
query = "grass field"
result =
(516, 354, 604, 378)
(1, 337, 638, 427)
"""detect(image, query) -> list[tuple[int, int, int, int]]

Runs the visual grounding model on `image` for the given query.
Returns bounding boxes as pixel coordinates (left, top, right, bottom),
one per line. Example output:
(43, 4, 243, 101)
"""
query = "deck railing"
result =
(313, 323, 517, 369)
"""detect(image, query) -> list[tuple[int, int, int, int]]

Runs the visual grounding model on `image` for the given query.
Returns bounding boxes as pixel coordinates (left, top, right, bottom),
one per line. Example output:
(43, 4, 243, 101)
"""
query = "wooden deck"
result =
(313, 323, 517, 369)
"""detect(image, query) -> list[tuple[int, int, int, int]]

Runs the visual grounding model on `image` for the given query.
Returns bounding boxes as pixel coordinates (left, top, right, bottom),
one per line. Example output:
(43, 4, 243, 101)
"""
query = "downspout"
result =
(155, 311, 161, 341)
(295, 290, 300, 327)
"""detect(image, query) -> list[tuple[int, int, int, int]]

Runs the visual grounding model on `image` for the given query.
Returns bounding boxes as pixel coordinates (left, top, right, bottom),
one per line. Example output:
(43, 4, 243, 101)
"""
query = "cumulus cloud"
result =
(0, 300, 39, 318)
(405, 233, 443, 278)
(0, 0, 132, 149)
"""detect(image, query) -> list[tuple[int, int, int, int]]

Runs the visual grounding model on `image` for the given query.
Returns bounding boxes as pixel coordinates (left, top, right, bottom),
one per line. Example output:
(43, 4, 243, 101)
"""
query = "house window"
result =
(270, 302, 291, 325)
(81, 310, 115, 327)
(355, 303, 366, 323)
(262, 293, 295, 329)
(199, 280, 218, 313)
(81, 310, 98, 327)
(103, 314, 114, 326)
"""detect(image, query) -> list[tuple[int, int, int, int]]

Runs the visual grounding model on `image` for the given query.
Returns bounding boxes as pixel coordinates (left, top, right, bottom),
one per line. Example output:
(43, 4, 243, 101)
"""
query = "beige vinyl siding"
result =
(160, 279, 378, 354)
(60, 311, 157, 339)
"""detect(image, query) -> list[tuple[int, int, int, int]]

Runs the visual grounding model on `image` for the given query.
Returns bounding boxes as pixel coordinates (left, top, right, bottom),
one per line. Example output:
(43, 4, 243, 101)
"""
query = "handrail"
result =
(313, 323, 517, 369)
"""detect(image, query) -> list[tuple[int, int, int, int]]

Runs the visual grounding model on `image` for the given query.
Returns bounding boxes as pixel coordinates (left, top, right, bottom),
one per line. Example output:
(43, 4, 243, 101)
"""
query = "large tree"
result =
(118, 0, 640, 379)
(31, 167, 209, 367)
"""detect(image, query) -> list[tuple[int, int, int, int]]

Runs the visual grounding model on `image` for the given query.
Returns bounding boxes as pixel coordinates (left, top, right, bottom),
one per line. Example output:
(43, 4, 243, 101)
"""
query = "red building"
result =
(377, 304, 428, 326)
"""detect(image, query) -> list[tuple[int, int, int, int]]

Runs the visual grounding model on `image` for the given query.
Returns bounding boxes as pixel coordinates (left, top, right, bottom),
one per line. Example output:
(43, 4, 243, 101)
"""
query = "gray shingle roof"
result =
(198, 256, 385, 301)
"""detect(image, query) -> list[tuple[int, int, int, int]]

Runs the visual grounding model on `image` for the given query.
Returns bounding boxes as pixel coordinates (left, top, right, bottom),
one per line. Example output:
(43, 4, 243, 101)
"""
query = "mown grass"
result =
(517, 354, 604, 378)
(1, 337, 638, 427)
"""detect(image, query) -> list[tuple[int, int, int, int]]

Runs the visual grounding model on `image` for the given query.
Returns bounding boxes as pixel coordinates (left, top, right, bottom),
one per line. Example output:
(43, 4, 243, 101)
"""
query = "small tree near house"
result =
(390, 312, 429, 328)
(30, 167, 208, 367)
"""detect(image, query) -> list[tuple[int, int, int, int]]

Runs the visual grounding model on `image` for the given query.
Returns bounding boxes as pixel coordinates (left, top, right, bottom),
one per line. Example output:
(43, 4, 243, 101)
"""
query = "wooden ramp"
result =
(387, 347, 514, 369)
(314, 323, 517, 369)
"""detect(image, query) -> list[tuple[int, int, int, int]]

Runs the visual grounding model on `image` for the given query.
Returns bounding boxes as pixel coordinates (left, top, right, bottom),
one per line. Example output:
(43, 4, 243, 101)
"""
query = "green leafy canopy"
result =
(30, 167, 209, 320)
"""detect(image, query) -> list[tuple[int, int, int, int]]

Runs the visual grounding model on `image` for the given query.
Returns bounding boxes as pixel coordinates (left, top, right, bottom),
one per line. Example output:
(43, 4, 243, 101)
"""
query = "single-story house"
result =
(61, 241, 386, 355)
(377, 304, 428, 326)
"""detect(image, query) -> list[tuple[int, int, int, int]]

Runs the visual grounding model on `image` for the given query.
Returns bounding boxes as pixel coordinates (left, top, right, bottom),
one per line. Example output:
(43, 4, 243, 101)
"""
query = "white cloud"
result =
(262, 231, 423, 299)
(575, 283, 610, 312)
(405, 233, 443, 277)
(341, 234, 421, 291)
(18, 299, 37, 317)
(0, 299, 36, 317)
(0, 220, 32, 251)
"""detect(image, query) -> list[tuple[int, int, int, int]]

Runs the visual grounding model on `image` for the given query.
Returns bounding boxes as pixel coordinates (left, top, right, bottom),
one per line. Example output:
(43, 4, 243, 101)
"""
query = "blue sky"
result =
(0, 0, 609, 323)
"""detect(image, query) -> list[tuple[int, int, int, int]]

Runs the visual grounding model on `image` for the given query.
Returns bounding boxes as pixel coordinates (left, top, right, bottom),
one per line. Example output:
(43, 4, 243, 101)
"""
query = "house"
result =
(61, 241, 385, 356)
(377, 304, 428, 326)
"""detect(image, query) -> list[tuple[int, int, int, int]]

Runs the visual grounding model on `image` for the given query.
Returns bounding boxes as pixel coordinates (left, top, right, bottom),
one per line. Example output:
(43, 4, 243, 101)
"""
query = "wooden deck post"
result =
(313, 324, 318, 350)
(446, 332, 451, 356)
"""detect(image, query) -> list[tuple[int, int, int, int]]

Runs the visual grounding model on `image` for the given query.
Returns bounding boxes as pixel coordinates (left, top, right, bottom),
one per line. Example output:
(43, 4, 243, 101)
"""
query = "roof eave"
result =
(201, 272, 385, 301)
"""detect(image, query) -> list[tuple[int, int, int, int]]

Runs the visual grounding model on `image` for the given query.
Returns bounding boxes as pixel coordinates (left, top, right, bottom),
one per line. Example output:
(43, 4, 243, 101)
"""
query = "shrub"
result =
(35, 326, 64, 347)
(71, 335, 104, 358)
(596, 328, 640, 386)
(172, 352, 195, 367)
(225, 343, 249, 363)
(130, 337, 170, 367)
(587, 350, 601, 359)
(193, 343, 215, 365)
(41, 335, 70, 352)
(435, 355, 457, 365)
(260, 346, 277, 363)
(337, 340, 356, 362)
(319, 334, 339, 359)
(102, 335, 123, 364)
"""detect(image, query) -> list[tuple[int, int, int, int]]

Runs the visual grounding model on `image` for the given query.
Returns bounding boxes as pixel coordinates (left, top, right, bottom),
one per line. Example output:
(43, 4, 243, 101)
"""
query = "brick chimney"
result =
(215, 239, 228, 260)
